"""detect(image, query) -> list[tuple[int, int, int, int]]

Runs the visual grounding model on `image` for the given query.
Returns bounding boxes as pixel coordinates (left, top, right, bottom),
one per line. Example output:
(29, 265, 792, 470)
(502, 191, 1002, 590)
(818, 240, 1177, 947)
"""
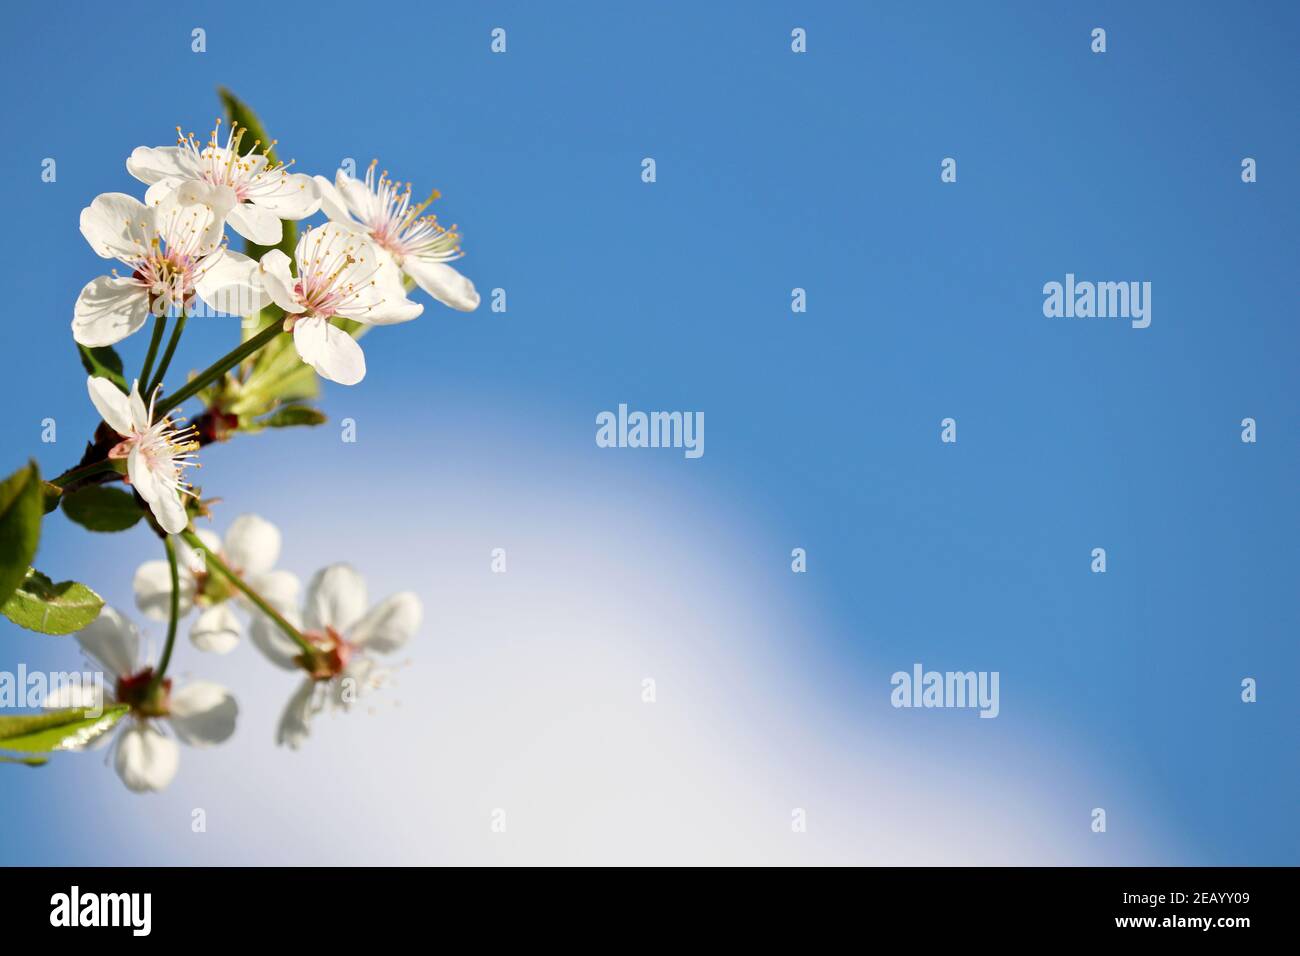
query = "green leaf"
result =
(254, 403, 327, 430)
(60, 485, 142, 533)
(0, 754, 47, 767)
(41, 481, 62, 514)
(0, 462, 42, 607)
(0, 705, 128, 753)
(218, 86, 280, 165)
(0, 568, 104, 635)
(218, 87, 297, 261)
(77, 343, 128, 394)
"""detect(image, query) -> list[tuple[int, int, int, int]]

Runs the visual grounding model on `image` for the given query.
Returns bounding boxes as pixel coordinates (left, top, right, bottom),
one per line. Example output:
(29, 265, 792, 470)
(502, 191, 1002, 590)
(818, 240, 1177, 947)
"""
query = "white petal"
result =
(184, 146, 264, 177)
(79, 192, 151, 260)
(143, 176, 185, 208)
(73, 276, 151, 347)
(276, 679, 322, 749)
(133, 559, 196, 621)
(403, 257, 480, 312)
(293, 316, 366, 385)
(325, 245, 421, 326)
(313, 174, 358, 225)
(253, 173, 321, 220)
(153, 184, 227, 258)
(126, 443, 156, 500)
(125, 437, 189, 535)
(294, 224, 378, 297)
(190, 604, 242, 654)
(128, 445, 188, 534)
(76, 606, 139, 678)
(114, 722, 179, 792)
(350, 261, 424, 325)
(177, 528, 221, 574)
(194, 248, 269, 317)
(336, 173, 373, 218)
(227, 202, 283, 245)
(168, 681, 237, 745)
(126, 146, 195, 184)
(175, 177, 238, 218)
(43, 680, 106, 714)
(195, 247, 266, 317)
(257, 249, 305, 314)
(246, 569, 299, 612)
(127, 382, 150, 432)
(335, 657, 387, 707)
(150, 490, 189, 535)
(303, 564, 368, 634)
(86, 375, 135, 436)
(249, 609, 304, 670)
(350, 592, 422, 653)
(221, 514, 280, 575)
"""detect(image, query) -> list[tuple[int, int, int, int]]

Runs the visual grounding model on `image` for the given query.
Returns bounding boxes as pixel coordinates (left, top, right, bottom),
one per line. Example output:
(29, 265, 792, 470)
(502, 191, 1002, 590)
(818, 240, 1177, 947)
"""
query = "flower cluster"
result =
(79, 119, 476, 391)
(0, 92, 457, 791)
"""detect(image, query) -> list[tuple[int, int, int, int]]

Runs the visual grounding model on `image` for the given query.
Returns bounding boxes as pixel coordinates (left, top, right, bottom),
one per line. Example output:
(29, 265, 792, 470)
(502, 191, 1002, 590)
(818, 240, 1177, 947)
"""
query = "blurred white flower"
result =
(255, 222, 423, 385)
(249, 564, 421, 749)
(87, 377, 198, 535)
(133, 514, 299, 654)
(314, 161, 479, 312)
(47, 607, 237, 793)
(74, 184, 259, 345)
(127, 121, 321, 246)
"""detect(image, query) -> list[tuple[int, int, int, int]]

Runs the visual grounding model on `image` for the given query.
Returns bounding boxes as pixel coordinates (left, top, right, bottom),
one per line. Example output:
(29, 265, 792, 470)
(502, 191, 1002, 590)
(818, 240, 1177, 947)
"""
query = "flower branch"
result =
(147, 536, 181, 694)
(1, 87, 479, 790)
(50, 458, 118, 489)
(138, 315, 168, 387)
(147, 311, 188, 397)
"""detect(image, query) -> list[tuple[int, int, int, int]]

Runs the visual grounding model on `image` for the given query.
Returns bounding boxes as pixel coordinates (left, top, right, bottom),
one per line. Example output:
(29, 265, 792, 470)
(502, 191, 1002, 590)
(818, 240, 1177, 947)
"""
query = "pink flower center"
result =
(297, 626, 352, 681)
(115, 668, 172, 718)
(131, 252, 196, 315)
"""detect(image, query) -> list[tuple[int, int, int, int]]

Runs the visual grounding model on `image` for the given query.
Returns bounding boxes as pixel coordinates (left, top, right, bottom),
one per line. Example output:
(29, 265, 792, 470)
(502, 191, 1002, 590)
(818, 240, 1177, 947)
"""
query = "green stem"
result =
(139, 315, 168, 388)
(147, 312, 188, 398)
(50, 459, 115, 488)
(149, 536, 181, 690)
(180, 529, 313, 656)
(155, 323, 285, 418)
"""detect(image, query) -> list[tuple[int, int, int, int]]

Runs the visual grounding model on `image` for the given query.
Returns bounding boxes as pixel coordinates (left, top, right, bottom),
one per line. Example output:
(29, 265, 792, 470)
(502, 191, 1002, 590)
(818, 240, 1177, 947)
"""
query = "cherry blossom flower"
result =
(46, 607, 237, 793)
(74, 184, 260, 345)
(314, 161, 479, 312)
(133, 515, 299, 654)
(86, 377, 199, 535)
(248, 564, 421, 748)
(255, 222, 423, 385)
(128, 121, 320, 246)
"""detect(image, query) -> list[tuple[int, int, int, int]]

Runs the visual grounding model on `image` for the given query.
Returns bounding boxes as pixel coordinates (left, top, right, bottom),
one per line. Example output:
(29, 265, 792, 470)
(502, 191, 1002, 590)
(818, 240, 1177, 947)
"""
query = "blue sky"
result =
(0, 1, 1295, 864)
